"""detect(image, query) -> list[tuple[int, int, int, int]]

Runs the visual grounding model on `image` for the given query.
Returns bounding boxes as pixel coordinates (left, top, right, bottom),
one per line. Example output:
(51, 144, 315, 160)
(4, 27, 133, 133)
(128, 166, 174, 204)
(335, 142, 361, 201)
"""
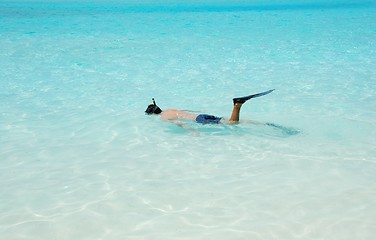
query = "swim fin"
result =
(265, 122, 300, 136)
(233, 89, 275, 104)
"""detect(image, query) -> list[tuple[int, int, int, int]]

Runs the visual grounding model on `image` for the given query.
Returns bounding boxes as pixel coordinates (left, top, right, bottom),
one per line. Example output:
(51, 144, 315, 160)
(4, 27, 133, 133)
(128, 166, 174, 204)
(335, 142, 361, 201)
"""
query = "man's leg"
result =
(229, 103, 243, 122)
(228, 90, 274, 123)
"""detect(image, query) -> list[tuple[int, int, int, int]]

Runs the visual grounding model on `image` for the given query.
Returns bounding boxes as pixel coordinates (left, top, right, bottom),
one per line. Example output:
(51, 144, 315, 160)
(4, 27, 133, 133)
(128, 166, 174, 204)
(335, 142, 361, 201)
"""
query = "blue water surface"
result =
(1, 1, 376, 239)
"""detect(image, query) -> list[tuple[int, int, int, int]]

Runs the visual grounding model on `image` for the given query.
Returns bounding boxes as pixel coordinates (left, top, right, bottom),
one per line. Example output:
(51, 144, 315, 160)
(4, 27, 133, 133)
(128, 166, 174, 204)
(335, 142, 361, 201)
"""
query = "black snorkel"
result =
(145, 98, 162, 115)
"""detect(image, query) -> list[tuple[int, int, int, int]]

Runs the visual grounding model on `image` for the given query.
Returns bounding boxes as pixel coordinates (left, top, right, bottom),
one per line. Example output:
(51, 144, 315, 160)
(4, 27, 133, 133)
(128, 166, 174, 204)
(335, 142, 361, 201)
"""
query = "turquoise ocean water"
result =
(1, 0, 376, 239)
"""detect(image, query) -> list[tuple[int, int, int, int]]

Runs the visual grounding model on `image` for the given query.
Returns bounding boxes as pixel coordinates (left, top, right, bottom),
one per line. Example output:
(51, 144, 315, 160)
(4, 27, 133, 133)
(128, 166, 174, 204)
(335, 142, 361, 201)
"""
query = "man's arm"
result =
(169, 120, 200, 136)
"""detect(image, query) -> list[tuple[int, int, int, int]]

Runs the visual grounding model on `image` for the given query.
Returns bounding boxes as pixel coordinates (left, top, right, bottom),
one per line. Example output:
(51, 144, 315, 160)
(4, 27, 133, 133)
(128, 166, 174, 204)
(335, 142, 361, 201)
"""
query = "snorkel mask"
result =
(145, 98, 162, 114)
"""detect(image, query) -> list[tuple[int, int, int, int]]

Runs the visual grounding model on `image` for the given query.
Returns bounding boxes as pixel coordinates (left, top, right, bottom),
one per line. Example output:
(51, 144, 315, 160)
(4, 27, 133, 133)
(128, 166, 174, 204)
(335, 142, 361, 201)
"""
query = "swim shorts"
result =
(195, 114, 222, 124)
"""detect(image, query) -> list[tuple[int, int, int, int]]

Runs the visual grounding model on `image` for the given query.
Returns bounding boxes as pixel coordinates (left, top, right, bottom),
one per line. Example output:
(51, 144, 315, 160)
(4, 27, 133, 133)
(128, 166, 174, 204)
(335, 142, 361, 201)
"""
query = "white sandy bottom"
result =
(1, 1, 376, 239)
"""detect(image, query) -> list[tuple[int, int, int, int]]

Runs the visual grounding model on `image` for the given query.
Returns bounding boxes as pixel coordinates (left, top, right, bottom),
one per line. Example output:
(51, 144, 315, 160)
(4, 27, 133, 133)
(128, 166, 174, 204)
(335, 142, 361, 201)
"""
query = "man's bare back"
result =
(160, 109, 198, 121)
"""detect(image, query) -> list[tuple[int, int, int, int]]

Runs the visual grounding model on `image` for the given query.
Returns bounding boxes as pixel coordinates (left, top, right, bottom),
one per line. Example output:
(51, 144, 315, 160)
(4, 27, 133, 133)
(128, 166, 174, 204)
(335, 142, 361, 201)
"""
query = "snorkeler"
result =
(145, 89, 275, 124)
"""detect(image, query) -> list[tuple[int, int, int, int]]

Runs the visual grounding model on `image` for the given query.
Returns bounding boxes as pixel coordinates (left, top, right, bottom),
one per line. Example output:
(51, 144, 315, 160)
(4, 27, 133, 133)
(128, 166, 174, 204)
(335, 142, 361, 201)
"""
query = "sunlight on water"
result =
(1, 1, 376, 239)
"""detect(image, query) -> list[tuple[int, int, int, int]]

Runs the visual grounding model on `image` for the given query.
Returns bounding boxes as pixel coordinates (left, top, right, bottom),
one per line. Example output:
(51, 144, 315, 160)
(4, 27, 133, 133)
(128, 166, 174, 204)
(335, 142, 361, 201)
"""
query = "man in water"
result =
(145, 89, 274, 125)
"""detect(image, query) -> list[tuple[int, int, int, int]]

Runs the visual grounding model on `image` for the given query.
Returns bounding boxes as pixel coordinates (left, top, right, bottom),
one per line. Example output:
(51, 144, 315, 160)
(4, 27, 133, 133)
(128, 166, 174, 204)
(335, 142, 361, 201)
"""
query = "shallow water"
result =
(1, 1, 376, 239)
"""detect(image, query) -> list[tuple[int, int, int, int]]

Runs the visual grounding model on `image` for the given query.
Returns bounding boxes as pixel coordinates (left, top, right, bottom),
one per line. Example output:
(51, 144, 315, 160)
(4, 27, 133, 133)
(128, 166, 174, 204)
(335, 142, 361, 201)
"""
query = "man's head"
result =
(145, 98, 162, 115)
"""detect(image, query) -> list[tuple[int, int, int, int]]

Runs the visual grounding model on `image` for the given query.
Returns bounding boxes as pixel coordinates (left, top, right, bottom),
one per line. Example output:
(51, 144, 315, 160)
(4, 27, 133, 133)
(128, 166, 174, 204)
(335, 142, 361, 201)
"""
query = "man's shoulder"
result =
(160, 109, 177, 120)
